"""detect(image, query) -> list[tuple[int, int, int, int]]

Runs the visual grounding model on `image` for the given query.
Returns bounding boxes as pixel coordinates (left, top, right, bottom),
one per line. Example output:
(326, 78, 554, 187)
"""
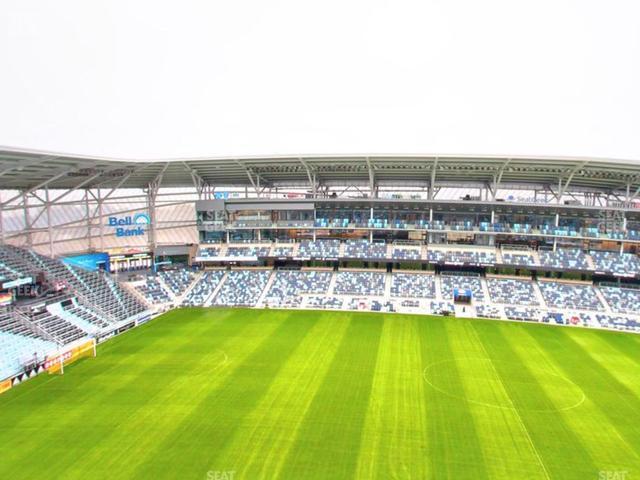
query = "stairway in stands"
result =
(0, 245, 148, 326)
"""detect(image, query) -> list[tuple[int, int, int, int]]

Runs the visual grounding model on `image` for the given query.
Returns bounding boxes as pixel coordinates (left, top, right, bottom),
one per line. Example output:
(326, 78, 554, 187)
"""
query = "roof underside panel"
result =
(0, 148, 639, 193)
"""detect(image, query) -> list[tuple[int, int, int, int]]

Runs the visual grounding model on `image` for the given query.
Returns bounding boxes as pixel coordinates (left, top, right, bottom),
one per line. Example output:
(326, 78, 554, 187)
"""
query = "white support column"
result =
(85, 189, 92, 251)
(557, 178, 562, 204)
(23, 191, 32, 248)
(45, 187, 54, 257)
(0, 192, 4, 244)
(147, 188, 158, 251)
(98, 188, 104, 251)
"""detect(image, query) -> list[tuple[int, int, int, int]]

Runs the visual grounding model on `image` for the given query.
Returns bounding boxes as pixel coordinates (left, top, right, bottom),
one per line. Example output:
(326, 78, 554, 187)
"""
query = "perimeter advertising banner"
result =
(0, 378, 11, 394)
(45, 340, 96, 374)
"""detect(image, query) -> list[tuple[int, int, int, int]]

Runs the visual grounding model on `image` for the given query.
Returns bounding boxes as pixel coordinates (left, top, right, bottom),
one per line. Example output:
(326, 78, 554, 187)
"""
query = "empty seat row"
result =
(590, 251, 640, 275)
(441, 275, 485, 301)
(213, 270, 271, 306)
(390, 273, 435, 298)
(599, 286, 640, 314)
(136, 277, 172, 304)
(158, 270, 195, 296)
(264, 271, 332, 307)
(487, 278, 538, 305)
(333, 271, 385, 296)
(297, 240, 340, 258)
(182, 271, 225, 306)
(343, 240, 386, 259)
(539, 249, 589, 270)
(538, 281, 603, 311)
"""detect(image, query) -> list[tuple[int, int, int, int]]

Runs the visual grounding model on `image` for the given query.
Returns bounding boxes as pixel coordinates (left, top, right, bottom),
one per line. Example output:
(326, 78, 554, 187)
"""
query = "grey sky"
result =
(1, 0, 638, 159)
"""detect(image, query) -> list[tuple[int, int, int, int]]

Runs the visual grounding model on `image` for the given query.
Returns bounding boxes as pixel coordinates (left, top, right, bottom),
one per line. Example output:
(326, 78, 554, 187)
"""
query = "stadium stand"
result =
(487, 278, 539, 305)
(213, 270, 271, 306)
(0, 245, 147, 323)
(443, 249, 496, 265)
(542, 311, 566, 325)
(136, 276, 172, 304)
(429, 300, 455, 315)
(426, 250, 446, 263)
(306, 296, 344, 309)
(0, 328, 57, 380)
(440, 274, 485, 301)
(538, 281, 603, 311)
(504, 306, 541, 322)
(28, 309, 88, 345)
(271, 245, 294, 257)
(63, 302, 110, 330)
(343, 240, 387, 259)
(196, 247, 221, 258)
(263, 270, 332, 308)
(333, 271, 386, 296)
(590, 251, 640, 275)
(390, 273, 435, 298)
(158, 270, 195, 297)
(539, 248, 590, 270)
(391, 245, 422, 261)
(0, 309, 38, 338)
(226, 245, 271, 258)
(599, 286, 640, 315)
(298, 239, 340, 258)
(501, 251, 537, 267)
(595, 313, 640, 332)
(475, 304, 502, 319)
(182, 270, 225, 306)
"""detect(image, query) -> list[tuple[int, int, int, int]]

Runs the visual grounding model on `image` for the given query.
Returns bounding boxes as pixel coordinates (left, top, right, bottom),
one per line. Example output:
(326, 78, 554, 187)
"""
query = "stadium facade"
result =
(2, 146, 640, 389)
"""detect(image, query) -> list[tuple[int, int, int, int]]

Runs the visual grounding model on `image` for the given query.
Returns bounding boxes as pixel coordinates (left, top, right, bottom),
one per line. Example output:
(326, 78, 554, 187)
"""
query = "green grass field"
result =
(1, 308, 639, 479)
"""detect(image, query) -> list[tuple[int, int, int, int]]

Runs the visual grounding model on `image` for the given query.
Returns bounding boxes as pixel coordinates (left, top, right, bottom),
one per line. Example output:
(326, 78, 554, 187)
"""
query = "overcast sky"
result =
(0, 0, 639, 160)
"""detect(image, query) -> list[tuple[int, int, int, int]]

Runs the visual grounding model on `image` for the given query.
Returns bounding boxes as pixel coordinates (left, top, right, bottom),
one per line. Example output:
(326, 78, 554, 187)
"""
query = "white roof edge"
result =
(1, 144, 639, 166)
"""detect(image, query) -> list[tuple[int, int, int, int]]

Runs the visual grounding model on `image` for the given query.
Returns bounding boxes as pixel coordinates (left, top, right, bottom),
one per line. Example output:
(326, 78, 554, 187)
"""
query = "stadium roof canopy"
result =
(1, 146, 639, 194)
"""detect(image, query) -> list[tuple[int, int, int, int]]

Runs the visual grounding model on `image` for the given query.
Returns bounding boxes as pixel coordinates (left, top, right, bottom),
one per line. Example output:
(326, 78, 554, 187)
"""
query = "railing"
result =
(12, 308, 59, 345)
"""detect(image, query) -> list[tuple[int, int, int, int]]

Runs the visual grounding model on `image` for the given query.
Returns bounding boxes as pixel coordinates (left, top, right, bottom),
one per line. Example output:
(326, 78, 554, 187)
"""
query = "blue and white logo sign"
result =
(133, 213, 150, 225)
(109, 213, 150, 237)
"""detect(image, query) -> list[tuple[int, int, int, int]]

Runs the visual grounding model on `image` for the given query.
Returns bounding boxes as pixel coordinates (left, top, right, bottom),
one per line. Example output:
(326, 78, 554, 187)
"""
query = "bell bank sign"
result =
(108, 213, 150, 237)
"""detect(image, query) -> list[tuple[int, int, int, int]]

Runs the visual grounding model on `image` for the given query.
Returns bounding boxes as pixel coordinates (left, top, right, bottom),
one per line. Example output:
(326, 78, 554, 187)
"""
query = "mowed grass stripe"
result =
(68, 308, 290, 479)
(507, 324, 638, 474)
(356, 316, 429, 479)
(277, 313, 383, 479)
(416, 317, 489, 479)
(473, 322, 601, 479)
(0, 308, 232, 478)
(130, 309, 319, 479)
(445, 320, 549, 479)
(530, 328, 640, 471)
(216, 311, 352, 479)
(570, 331, 640, 397)
(599, 331, 640, 372)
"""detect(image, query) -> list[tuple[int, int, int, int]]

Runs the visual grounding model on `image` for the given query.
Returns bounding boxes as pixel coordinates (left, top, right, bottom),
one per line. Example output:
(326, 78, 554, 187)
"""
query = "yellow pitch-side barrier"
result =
(45, 339, 97, 375)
